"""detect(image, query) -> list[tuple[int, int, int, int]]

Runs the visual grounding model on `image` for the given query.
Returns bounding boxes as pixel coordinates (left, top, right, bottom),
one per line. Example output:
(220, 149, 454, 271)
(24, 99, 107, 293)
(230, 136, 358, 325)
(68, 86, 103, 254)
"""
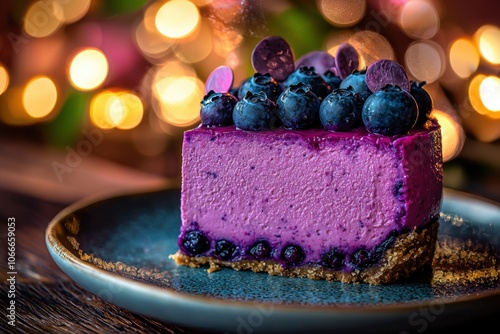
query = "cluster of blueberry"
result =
(200, 37, 433, 136)
(180, 229, 399, 270)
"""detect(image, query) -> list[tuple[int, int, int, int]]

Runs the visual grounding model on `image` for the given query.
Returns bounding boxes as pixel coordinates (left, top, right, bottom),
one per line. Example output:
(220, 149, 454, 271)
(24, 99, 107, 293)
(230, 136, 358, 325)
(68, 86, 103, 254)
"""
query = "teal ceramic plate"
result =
(46, 187, 500, 333)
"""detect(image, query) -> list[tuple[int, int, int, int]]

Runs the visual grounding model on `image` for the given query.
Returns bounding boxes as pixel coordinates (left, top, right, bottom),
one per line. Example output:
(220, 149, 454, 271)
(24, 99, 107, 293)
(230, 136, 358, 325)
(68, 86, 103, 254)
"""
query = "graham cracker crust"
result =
(170, 220, 439, 285)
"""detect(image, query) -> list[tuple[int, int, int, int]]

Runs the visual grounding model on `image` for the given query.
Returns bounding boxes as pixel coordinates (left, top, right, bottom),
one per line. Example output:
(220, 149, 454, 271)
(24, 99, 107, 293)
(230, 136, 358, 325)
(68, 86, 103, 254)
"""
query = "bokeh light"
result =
(172, 19, 213, 63)
(90, 90, 144, 130)
(431, 109, 465, 162)
(347, 30, 395, 67)
(317, 0, 366, 28)
(449, 38, 480, 79)
(475, 25, 500, 65)
(23, 0, 64, 38)
(22, 76, 58, 119)
(59, 0, 91, 24)
(155, 0, 200, 39)
(399, 0, 439, 39)
(479, 76, 500, 112)
(68, 48, 109, 91)
(405, 40, 445, 83)
(0, 65, 9, 95)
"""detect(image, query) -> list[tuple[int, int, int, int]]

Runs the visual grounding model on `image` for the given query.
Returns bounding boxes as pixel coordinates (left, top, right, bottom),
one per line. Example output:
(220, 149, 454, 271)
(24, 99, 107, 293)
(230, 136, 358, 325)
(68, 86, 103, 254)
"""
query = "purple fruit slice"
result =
(335, 43, 359, 80)
(251, 36, 295, 82)
(295, 51, 336, 76)
(205, 65, 234, 94)
(365, 59, 410, 93)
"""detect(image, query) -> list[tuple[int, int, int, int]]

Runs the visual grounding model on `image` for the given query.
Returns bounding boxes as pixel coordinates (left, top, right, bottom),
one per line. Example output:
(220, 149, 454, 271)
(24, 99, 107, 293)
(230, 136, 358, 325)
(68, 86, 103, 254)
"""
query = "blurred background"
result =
(0, 0, 499, 204)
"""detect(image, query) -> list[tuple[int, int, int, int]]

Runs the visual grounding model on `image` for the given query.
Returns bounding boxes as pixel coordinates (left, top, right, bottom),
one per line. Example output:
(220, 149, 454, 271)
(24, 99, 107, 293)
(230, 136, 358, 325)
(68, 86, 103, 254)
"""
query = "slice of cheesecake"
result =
(171, 121, 442, 284)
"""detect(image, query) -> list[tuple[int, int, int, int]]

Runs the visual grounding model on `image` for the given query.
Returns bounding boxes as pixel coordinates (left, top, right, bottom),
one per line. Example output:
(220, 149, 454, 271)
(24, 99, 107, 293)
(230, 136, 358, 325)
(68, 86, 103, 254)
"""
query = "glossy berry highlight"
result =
(200, 91, 238, 126)
(181, 231, 210, 256)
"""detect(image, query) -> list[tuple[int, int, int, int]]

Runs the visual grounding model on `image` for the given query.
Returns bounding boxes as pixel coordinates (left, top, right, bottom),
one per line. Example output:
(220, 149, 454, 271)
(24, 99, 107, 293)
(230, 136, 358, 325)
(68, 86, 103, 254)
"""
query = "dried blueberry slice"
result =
(295, 51, 336, 77)
(335, 43, 359, 80)
(205, 65, 234, 94)
(365, 59, 410, 93)
(251, 36, 295, 82)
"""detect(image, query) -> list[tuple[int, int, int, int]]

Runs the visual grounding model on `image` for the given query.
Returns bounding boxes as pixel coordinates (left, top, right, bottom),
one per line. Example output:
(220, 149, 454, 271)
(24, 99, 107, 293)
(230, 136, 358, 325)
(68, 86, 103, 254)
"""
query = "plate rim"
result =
(45, 186, 500, 315)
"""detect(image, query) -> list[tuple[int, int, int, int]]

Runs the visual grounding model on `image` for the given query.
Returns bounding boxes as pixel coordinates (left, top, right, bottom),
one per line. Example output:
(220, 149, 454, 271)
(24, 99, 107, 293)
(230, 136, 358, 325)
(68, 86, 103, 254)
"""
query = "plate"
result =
(46, 187, 500, 333)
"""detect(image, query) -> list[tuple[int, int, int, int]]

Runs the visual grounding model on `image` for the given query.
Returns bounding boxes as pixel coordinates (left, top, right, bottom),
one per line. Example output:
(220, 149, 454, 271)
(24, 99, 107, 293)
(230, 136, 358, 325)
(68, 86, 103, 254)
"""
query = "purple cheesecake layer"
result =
(179, 122, 442, 266)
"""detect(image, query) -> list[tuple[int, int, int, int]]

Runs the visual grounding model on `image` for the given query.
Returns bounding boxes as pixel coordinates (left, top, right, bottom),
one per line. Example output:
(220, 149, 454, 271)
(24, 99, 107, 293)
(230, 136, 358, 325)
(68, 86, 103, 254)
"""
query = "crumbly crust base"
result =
(432, 236, 499, 284)
(170, 220, 439, 285)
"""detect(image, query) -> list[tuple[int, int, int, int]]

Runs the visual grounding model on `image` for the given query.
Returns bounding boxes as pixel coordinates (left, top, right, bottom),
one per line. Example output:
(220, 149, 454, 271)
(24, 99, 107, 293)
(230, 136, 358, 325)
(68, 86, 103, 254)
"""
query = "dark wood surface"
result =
(0, 190, 210, 334)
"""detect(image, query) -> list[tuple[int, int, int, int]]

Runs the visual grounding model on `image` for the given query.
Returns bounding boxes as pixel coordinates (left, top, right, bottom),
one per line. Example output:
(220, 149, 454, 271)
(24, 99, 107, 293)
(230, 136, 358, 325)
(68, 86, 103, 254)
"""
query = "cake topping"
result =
(335, 43, 360, 80)
(365, 59, 411, 93)
(410, 80, 433, 126)
(283, 66, 330, 101)
(233, 91, 278, 131)
(322, 69, 342, 91)
(201, 36, 433, 136)
(362, 85, 418, 136)
(339, 69, 372, 100)
(200, 91, 237, 126)
(251, 36, 295, 82)
(294, 50, 336, 77)
(319, 88, 363, 132)
(237, 72, 283, 102)
(204, 65, 234, 94)
(277, 82, 320, 130)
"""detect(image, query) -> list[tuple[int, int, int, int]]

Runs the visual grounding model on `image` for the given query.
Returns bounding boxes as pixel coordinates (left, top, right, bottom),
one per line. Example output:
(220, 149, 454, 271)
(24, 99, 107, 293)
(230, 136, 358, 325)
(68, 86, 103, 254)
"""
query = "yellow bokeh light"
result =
(317, 0, 366, 28)
(155, 0, 200, 39)
(0, 65, 9, 95)
(468, 74, 500, 119)
(90, 91, 115, 129)
(23, 76, 58, 119)
(347, 30, 394, 67)
(431, 110, 464, 162)
(405, 41, 444, 83)
(90, 90, 144, 130)
(449, 38, 480, 79)
(114, 92, 144, 130)
(399, 0, 439, 39)
(69, 48, 109, 91)
(24, 0, 64, 38)
(479, 76, 500, 112)
(468, 74, 487, 115)
(475, 25, 500, 65)
(59, 0, 91, 24)
(153, 76, 203, 127)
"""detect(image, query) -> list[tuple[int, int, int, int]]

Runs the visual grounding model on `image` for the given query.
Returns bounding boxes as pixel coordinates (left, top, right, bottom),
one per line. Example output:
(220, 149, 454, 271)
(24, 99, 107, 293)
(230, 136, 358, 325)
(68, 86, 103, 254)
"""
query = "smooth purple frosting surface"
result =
(180, 122, 443, 264)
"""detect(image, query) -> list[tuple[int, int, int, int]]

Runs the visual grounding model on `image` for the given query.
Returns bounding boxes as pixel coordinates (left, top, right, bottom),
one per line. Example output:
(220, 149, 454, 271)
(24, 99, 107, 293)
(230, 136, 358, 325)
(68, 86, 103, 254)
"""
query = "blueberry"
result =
(321, 247, 345, 270)
(410, 81, 433, 126)
(362, 85, 418, 136)
(181, 231, 210, 256)
(233, 91, 279, 131)
(200, 90, 238, 126)
(215, 239, 236, 260)
(281, 244, 305, 266)
(339, 70, 372, 100)
(322, 69, 342, 93)
(319, 88, 363, 131)
(372, 230, 399, 263)
(276, 82, 320, 130)
(351, 248, 371, 270)
(283, 66, 329, 101)
(238, 73, 283, 102)
(249, 240, 272, 260)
